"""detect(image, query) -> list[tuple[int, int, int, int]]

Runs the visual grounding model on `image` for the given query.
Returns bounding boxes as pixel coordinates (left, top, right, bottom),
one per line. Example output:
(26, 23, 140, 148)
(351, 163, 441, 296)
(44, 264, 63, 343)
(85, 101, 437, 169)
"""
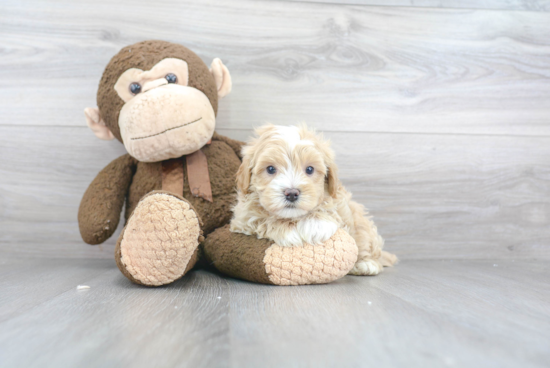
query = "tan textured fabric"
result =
(84, 107, 115, 141)
(118, 84, 216, 162)
(263, 229, 358, 286)
(114, 58, 190, 102)
(119, 192, 201, 286)
(210, 58, 232, 98)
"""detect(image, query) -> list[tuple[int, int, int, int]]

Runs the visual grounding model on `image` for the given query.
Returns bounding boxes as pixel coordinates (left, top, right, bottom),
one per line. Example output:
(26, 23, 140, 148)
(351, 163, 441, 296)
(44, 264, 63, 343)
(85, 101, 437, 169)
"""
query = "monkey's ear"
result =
(210, 58, 232, 98)
(236, 156, 252, 193)
(84, 107, 115, 141)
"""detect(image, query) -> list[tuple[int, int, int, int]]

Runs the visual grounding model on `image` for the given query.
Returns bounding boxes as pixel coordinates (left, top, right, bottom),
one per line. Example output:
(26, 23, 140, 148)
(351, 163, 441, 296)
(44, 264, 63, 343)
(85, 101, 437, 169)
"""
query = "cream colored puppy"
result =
(230, 124, 397, 276)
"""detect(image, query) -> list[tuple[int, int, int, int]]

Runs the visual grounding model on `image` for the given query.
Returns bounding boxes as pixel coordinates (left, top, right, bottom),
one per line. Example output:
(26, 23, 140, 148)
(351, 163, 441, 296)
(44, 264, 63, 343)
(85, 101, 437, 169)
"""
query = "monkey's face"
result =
(85, 41, 232, 163)
(115, 58, 215, 162)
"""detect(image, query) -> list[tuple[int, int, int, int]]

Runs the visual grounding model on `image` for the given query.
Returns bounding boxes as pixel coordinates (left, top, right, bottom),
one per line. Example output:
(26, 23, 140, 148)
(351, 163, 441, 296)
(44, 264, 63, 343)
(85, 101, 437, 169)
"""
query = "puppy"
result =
(230, 124, 397, 275)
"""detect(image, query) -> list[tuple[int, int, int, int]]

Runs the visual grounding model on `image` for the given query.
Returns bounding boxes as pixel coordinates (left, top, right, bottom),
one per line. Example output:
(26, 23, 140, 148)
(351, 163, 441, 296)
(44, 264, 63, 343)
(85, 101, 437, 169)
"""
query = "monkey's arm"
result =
(212, 132, 245, 159)
(78, 154, 137, 245)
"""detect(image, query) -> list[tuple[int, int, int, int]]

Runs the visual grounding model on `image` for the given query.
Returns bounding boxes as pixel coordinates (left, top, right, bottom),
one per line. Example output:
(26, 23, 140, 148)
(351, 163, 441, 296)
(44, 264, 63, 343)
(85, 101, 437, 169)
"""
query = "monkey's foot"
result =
(115, 191, 202, 286)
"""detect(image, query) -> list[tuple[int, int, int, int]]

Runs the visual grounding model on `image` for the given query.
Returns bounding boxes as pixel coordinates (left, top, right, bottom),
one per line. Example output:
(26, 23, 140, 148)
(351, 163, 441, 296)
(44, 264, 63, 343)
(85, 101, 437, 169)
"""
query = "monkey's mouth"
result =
(131, 117, 202, 141)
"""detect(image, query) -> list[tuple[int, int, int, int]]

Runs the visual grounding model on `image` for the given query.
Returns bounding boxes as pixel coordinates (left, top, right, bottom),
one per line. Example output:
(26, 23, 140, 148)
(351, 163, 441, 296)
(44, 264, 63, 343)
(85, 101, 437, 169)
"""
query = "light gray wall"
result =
(0, 0, 549, 259)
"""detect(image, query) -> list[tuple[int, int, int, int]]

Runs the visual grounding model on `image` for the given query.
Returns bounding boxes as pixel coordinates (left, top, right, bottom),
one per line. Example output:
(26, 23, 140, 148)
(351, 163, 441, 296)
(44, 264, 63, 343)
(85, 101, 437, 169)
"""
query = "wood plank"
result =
(1, 126, 549, 260)
(1, 259, 548, 367)
(1, 0, 550, 136)
(227, 261, 550, 367)
(372, 260, 550, 337)
(287, 0, 550, 12)
(0, 267, 231, 368)
(0, 258, 115, 323)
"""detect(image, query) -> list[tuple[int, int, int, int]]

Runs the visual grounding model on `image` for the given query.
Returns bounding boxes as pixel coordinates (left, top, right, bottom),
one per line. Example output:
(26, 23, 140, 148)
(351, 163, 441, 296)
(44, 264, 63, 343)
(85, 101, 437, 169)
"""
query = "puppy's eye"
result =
(129, 83, 141, 94)
(305, 166, 314, 175)
(266, 166, 277, 175)
(165, 73, 177, 83)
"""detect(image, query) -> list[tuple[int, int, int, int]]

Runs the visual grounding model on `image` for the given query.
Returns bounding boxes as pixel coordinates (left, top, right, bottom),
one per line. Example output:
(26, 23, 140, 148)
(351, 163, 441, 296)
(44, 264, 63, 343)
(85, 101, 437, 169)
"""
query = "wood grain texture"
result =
(0, 0, 549, 260)
(0, 260, 230, 368)
(0, 259, 549, 367)
(287, 0, 550, 12)
(0, 258, 114, 323)
(1, 0, 550, 136)
(1, 126, 549, 260)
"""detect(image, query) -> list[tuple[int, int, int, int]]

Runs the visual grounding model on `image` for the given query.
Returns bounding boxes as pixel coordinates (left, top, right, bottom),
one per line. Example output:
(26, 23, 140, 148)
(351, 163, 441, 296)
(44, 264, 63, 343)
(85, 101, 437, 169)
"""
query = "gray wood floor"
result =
(0, 257, 548, 368)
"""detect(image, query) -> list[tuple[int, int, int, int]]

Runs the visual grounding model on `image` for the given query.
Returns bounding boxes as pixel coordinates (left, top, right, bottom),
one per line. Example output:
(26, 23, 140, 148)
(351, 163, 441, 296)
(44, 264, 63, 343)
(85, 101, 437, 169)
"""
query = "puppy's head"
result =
(237, 124, 339, 219)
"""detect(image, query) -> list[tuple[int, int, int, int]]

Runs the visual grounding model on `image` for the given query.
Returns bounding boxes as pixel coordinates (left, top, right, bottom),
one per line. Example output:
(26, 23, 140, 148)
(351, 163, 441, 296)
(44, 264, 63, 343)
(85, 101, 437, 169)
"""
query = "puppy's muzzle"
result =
(284, 188, 300, 203)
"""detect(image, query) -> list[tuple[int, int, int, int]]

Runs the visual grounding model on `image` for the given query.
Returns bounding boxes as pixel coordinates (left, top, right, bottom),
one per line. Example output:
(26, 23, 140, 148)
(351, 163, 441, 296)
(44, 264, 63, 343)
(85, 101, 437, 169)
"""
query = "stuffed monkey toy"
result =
(79, 40, 358, 286)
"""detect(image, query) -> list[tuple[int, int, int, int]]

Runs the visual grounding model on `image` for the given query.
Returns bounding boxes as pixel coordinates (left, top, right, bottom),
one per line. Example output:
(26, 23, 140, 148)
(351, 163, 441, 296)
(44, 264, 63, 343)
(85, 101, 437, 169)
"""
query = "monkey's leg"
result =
(115, 191, 203, 286)
(203, 225, 358, 286)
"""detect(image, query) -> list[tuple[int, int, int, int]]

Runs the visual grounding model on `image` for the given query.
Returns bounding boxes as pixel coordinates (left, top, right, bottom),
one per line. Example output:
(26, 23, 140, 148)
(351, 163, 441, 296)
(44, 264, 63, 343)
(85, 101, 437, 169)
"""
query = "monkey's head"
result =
(84, 40, 231, 162)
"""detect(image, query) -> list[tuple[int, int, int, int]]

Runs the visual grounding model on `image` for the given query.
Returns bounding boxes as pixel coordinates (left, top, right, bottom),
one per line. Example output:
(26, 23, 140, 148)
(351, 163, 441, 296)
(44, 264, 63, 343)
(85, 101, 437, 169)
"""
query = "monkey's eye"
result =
(129, 83, 141, 95)
(165, 73, 177, 83)
(266, 166, 277, 175)
(305, 166, 314, 175)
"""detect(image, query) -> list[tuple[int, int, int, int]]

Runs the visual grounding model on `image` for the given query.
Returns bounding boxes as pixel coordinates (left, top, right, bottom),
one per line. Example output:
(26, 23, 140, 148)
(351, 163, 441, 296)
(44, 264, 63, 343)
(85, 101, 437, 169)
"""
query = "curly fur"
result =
(230, 124, 397, 275)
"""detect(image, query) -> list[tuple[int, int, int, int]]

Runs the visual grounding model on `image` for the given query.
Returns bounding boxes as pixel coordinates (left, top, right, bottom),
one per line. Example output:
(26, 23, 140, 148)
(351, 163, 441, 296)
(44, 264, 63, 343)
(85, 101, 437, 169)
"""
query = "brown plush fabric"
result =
(211, 131, 245, 159)
(78, 154, 137, 244)
(80, 133, 242, 246)
(97, 40, 219, 142)
(203, 225, 274, 284)
(184, 246, 201, 274)
(124, 135, 243, 235)
(115, 225, 143, 285)
(124, 160, 162, 221)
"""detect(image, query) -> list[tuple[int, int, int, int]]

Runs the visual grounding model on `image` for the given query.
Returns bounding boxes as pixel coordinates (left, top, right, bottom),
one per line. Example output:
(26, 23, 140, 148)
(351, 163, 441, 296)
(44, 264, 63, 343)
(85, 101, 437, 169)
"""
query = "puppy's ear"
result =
(236, 156, 252, 193)
(326, 166, 339, 198)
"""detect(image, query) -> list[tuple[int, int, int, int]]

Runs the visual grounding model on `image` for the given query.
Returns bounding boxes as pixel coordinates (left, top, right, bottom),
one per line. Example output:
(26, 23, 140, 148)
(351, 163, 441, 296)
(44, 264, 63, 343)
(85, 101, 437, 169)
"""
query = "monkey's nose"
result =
(284, 188, 300, 202)
(142, 78, 169, 93)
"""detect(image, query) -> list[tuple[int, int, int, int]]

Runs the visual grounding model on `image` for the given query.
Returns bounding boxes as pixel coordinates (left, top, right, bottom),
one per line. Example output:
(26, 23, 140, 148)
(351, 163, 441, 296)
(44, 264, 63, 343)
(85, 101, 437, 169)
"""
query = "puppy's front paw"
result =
(297, 218, 338, 245)
(348, 259, 383, 276)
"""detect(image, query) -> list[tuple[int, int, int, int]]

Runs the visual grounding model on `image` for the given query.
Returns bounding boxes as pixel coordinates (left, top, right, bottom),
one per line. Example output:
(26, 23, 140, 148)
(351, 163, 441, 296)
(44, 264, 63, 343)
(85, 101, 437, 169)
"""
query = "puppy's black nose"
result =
(284, 188, 300, 202)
